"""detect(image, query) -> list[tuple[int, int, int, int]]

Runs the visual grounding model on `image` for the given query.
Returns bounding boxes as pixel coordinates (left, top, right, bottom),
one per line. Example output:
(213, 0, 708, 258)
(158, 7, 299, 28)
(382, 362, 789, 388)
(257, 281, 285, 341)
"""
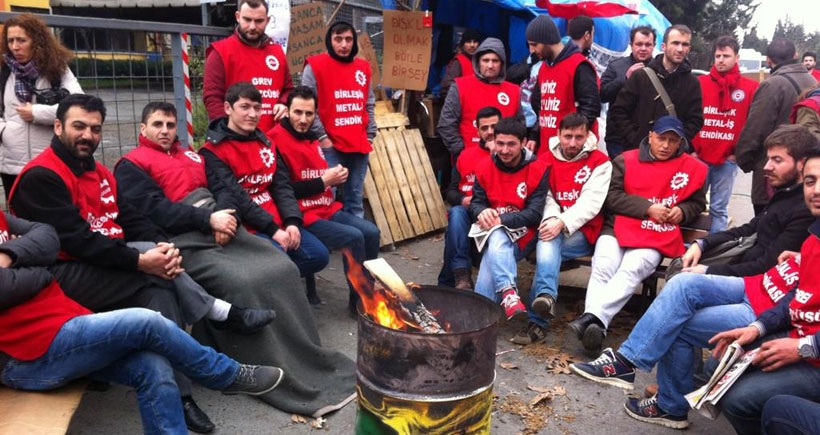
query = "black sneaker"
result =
(569, 347, 635, 390)
(624, 396, 689, 429)
(531, 295, 556, 319)
(512, 322, 546, 345)
(582, 322, 605, 356)
(222, 365, 284, 396)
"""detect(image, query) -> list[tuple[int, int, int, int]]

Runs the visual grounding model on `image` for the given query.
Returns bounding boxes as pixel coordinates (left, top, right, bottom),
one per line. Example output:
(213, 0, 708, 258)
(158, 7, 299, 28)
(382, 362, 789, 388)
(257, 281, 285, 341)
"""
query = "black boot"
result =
(182, 396, 215, 433)
(568, 312, 603, 340)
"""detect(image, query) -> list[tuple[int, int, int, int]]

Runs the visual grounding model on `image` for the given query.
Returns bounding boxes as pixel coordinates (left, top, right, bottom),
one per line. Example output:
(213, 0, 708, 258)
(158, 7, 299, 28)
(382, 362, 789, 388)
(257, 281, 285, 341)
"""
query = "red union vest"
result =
(0, 212, 91, 361)
(455, 75, 520, 151)
(268, 124, 342, 226)
(306, 53, 372, 154)
(201, 138, 282, 228)
(455, 145, 491, 197)
(543, 149, 608, 244)
(11, 147, 124, 260)
(744, 255, 800, 316)
(476, 157, 548, 249)
(692, 74, 758, 165)
(456, 53, 472, 78)
(614, 150, 707, 257)
(538, 53, 599, 154)
(209, 35, 288, 133)
(120, 136, 207, 202)
(789, 236, 820, 367)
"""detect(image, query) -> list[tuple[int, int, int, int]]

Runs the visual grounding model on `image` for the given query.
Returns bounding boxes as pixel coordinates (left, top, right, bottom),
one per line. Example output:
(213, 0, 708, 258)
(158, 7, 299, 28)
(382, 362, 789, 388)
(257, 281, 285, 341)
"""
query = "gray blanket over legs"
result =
(173, 228, 356, 417)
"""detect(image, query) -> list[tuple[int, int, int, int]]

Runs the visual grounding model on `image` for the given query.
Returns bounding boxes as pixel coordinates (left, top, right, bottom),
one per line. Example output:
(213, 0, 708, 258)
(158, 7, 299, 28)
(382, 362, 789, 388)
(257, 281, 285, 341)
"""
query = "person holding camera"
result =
(0, 13, 82, 200)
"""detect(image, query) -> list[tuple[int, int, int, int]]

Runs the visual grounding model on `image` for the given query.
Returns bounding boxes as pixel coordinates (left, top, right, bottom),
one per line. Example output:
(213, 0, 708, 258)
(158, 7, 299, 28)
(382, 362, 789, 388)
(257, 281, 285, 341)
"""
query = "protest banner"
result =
(382, 10, 432, 91)
(286, 3, 326, 74)
(265, 0, 290, 49)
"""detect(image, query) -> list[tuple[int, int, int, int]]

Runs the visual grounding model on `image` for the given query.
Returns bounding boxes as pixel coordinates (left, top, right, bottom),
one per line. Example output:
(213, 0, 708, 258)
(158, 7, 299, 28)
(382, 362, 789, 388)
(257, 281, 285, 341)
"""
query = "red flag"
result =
(535, 0, 639, 19)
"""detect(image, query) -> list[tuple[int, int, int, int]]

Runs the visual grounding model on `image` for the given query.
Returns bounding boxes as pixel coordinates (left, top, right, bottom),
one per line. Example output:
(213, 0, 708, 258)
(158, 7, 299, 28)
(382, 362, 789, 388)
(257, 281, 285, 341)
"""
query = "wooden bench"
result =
(0, 381, 86, 435)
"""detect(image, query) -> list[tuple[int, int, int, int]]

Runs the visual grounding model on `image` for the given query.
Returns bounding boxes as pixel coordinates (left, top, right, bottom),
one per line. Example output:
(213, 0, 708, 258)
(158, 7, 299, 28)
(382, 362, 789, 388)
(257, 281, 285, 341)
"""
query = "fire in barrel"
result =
(344, 253, 501, 435)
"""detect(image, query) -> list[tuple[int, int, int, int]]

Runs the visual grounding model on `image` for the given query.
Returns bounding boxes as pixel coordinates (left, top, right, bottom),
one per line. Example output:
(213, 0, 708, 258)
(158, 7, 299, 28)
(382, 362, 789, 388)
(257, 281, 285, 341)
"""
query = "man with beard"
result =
(303, 22, 376, 219)
(439, 28, 482, 99)
(600, 26, 656, 158)
(609, 25, 703, 154)
(567, 15, 594, 57)
(204, 0, 292, 132)
(803, 51, 820, 82)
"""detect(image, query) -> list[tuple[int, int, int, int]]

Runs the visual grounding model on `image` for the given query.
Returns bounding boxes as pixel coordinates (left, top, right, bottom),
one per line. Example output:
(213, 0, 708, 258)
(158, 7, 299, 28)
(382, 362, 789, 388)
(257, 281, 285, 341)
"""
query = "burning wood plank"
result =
(363, 258, 445, 334)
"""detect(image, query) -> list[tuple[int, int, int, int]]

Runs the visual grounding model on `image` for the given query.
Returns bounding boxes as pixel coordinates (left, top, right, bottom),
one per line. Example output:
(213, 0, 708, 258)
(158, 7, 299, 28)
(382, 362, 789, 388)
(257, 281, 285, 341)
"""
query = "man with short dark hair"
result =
(567, 15, 594, 57)
(736, 38, 817, 215)
(609, 25, 703, 155)
(204, 0, 292, 132)
(803, 51, 820, 81)
(439, 28, 482, 99)
(470, 117, 549, 320)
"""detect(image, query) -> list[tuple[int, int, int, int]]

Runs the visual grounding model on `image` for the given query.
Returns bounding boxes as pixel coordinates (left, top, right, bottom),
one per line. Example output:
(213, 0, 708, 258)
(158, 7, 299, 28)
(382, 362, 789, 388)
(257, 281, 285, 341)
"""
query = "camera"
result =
(33, 87, 71, 106)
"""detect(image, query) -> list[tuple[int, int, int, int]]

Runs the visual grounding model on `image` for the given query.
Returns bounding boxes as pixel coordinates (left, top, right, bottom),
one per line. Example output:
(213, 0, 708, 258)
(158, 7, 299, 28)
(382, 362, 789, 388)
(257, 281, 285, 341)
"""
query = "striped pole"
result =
(181, 32, 194, 146)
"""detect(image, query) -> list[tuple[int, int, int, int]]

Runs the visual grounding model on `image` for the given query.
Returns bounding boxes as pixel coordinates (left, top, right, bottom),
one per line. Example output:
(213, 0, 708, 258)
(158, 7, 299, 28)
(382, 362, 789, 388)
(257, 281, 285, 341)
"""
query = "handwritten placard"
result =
(286, 3, 326, 74)
(357, 32, 381, 89)
(382, 10, 432, 91)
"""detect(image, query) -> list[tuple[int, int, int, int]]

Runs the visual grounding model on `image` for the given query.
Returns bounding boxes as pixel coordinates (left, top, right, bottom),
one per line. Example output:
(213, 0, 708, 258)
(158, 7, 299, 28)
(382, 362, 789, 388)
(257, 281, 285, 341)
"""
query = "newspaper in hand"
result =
(468, 223, 528, 252)
(684, 342, 759, 420)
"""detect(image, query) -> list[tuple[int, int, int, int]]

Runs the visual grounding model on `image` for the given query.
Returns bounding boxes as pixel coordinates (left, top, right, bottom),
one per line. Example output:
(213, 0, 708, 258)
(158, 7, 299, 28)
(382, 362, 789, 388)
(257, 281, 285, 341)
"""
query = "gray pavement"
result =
(67, 171, 753, 434)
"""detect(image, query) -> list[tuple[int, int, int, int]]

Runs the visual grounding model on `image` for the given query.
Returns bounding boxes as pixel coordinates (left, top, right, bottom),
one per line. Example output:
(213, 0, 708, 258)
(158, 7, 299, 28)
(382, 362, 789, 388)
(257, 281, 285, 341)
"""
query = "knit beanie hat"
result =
(525, 15, 561, 45)
(459, 28, 482, 47)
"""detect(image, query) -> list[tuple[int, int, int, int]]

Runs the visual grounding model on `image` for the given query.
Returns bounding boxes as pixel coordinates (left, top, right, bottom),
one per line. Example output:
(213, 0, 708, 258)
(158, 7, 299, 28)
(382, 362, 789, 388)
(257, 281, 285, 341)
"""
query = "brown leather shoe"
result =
(453, 268, 473, 290)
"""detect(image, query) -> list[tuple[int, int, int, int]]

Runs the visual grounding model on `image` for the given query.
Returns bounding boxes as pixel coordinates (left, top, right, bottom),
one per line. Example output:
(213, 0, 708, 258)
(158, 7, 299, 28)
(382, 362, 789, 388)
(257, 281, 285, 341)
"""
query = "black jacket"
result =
(199, 118, 302, 237)
(0, 213, 59, 311)
(600, 54, 642, 145)
(11, 139, 166, 270)
(701, 182, 813, 277)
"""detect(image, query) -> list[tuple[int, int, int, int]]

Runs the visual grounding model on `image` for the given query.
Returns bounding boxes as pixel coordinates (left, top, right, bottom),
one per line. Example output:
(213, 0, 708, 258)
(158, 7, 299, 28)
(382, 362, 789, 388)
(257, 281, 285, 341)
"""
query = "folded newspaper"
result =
(468, 223, 528, 252)
(684, 343, 759, 420)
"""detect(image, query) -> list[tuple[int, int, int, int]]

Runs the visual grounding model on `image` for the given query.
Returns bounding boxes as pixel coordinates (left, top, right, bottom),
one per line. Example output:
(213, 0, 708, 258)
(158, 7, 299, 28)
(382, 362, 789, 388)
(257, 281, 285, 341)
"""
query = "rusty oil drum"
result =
(355, 286, 502, 434)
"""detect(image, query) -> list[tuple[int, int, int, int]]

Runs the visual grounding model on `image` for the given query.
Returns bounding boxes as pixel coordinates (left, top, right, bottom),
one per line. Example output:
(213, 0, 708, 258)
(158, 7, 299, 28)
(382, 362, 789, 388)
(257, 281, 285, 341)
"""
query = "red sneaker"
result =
(500, 287, 526, 320)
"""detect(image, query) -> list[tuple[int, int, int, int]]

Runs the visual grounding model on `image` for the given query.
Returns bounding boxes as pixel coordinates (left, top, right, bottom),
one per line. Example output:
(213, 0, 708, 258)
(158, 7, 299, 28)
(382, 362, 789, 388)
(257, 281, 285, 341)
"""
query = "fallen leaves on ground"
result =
(522, 344, 577, 374)
(499, 362, 518, 370)
(290, 414, 325, 428)
(495, 386, 572, 435)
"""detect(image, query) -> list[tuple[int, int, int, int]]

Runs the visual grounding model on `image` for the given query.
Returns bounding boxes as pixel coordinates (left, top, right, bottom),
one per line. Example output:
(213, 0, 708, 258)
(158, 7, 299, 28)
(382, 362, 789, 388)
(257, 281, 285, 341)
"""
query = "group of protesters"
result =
(2, 1, 820, 433)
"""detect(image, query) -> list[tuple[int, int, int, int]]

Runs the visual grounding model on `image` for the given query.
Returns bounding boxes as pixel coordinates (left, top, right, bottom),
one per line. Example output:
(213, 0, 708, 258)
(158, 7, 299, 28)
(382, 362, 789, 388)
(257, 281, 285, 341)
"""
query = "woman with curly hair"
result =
(0, 13, 83, 199)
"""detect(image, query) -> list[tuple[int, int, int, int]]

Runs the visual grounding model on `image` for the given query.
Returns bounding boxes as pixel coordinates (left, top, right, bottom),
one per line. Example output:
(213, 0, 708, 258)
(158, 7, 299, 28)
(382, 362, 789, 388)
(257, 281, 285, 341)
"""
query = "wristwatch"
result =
(798, 336, 815, 359)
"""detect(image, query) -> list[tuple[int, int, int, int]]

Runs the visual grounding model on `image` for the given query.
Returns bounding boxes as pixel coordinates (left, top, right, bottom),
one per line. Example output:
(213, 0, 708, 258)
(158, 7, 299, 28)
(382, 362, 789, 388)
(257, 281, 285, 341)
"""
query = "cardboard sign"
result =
(265, 0, 290, 50)
(286, 3, 326, 74)
(382, 10, 432, 91)
(357, 32, 381, 89)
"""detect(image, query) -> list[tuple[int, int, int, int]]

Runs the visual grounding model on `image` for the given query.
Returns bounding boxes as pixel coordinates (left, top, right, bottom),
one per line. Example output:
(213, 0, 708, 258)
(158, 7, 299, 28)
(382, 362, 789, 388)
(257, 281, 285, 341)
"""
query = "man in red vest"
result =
(567, 116, 707, 356)
(0, 212, 284, 434)
(269, 86, 380, 314)
(204, 0, 292, 133)
(438, 37, 524, 157)
(693, 36, 758, 233)
(802, 51, 820, 82)
(526, 15, 601, 156)
(439, 28, 482, 99)
(514, 113, 611, 345)
(438, 106, 500, 290)
(470, 117, 549, 320)
(303, 21, 376, 219)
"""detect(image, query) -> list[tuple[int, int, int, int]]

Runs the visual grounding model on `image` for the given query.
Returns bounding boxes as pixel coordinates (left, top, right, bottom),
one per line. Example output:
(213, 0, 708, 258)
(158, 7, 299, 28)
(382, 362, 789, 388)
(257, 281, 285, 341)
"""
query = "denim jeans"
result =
(705, 160, 738, 233)
(1, 308, 239, 435)
(762, 395, 820, 435)
(718, 331, 820, 435)
(617, 273, 755, 416)
(322, 147, 369, 218)
(528, 231, 592, 328)
(474, 229, 536, 303)
(257, 228, 329, 277)
(438, 205, 473, 286)
(305, 210, 380, 292)
(606, 141, 624, 160)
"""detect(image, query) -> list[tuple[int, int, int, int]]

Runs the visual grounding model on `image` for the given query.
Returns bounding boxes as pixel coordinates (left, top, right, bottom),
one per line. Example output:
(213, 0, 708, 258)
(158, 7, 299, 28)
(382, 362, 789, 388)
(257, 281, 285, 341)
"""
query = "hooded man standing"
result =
(438, 37, 523, 157)
(439, 28, 482, 99)
(303, 22, 376, 219)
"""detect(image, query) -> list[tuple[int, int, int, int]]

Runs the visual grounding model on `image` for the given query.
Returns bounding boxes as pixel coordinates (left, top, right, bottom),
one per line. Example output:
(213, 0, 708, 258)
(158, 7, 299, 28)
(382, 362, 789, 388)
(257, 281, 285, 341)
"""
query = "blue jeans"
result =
(438, 205, 473, 286)
(705, 160, 738, 233)
(257, 228, 329, 277)
(617, 273, 755, 416)
(1, 308, 239, 435)
(718, 331, 820, 435)
(474, 229, 536, 303)
(762, 395, 820, 435)
(606, 141, 624, 160)
(529, 231, 592, 327)
(323, 147, 369, 218)
(305, 210, 380, 293)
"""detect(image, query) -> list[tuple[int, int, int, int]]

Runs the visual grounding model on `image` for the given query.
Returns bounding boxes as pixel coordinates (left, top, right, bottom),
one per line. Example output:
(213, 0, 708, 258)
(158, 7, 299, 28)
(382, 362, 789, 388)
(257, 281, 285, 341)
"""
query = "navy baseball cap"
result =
(652, 115, 685, 137)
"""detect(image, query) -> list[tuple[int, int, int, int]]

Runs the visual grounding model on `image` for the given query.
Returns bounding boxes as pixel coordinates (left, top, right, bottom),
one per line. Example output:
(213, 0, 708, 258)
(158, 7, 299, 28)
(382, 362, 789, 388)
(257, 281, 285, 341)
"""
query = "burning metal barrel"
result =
(355, 286, 502, 434)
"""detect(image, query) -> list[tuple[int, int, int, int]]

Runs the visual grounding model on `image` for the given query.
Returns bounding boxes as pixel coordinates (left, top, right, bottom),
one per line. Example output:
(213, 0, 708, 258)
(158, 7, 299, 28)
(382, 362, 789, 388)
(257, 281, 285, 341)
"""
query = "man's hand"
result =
(285, 225, 301, 250)
(485, 140, 496, 153)
(138, 243, 183, 280)
(538, 217, 564, 241)
(681, 242, 703, 268)
(778, 250, 800, 263)
(477, 208, 501, 230)
(727, 154, 736, 163)
(0, 252, 13, 268)
(647, 204, 670, 223)
(460, 196, 471, 207)
(209, 209, 237, 235)
(319, 137, 333, 149)
(214, 230, 232, 246)
(625, 62, 644, 79)
(682, 264, 708, 274)
(752, 338, 801, 372)
(524, 140, 536, 152)
(322, 164, 348, 187)
(667, 206, 684, 224)
(16, 102, 33, 122)
(272, 103, 288, 121)
(272, 229, 291, 250)
(709, 326, 760, 359)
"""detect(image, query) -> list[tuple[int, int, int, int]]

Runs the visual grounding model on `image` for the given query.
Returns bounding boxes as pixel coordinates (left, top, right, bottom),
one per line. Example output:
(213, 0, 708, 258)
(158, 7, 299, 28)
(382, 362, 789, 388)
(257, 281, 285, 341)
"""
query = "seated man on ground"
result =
(269, 86, 380, 314)
(438, 106, 500, 290)
(567, 116, 707, 356)
(668, 124, 816, 280)
(514, 113, 611, 345)
(199, 82, 330, 280)
(0, 211, 284, 434)
(470, 117, 549, 320)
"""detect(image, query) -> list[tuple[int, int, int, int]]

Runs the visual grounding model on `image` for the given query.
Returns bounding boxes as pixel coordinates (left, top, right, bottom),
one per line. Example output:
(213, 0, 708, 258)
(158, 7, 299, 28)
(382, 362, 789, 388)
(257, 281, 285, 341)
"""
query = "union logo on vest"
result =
(184, 151, 202, 163)
(265, 55, 280, 71)
(259, 148, 276, 168)
(355, 70, 367, 87)
(497, 92, 510, 106)
(731, 89, 746, 102)
(516, 182, 527, 199)
(574, 165, 591, 184)
(670, 172, 689, 190)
